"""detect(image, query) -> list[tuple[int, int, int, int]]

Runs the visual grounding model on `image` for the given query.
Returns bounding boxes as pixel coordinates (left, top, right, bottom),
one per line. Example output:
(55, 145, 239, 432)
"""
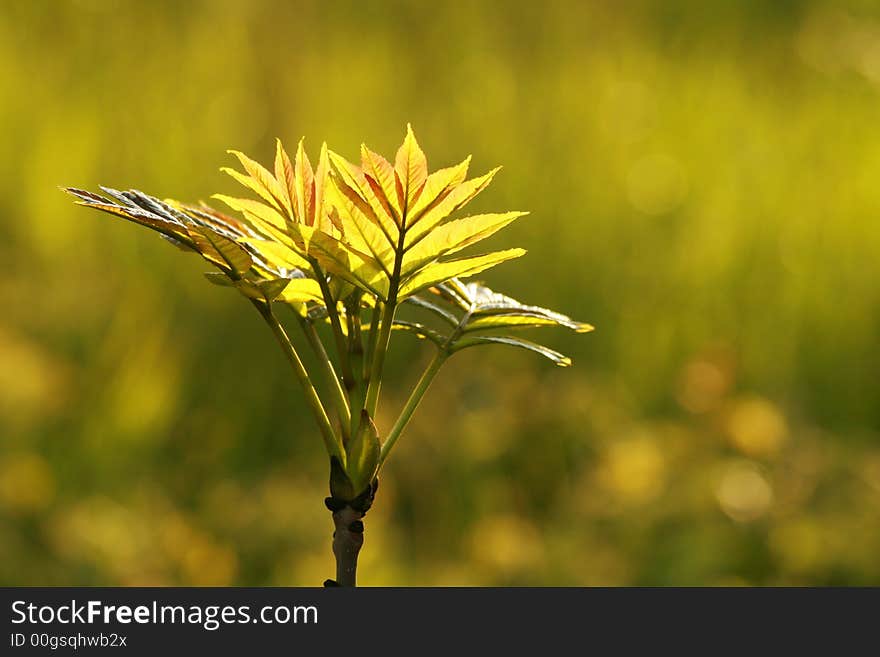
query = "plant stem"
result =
(330, 505, 364, 587)
(345, 297, 366, 440)
(364, 297, 396, 417)
(363, 300, 383, 381)
(297, 315, 351, 440)
(379, 350, 447, 466)
(365, 211, 407, 417)
(253, 300, 343, 461)
(311, 258, 356, 391)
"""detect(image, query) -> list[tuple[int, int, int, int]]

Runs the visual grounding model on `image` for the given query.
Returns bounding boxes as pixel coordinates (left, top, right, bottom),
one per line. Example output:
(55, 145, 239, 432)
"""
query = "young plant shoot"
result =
(65, 126, 593, 586)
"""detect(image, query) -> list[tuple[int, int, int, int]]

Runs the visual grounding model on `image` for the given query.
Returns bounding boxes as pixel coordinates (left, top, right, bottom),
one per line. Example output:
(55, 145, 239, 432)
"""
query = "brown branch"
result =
(323, 480, 378, 588)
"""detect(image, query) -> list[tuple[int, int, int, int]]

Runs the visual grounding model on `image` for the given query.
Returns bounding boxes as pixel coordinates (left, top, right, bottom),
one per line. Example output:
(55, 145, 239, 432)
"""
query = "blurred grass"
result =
(1, 0, 880, 585)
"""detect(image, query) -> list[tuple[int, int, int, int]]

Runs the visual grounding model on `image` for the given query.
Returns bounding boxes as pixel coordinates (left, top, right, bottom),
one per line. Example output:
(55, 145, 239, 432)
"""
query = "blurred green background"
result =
(2, 0, 880, 586)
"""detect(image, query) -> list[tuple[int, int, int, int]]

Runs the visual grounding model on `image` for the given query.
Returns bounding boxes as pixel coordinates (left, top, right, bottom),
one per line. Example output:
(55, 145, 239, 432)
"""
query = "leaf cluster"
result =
(66, 126, 591, 498)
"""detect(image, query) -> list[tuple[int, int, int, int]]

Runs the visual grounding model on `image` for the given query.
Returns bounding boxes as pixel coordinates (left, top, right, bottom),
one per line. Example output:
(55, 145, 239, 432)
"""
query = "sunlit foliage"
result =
(65, 126, 590, 521)
(3, 0, 880, 586)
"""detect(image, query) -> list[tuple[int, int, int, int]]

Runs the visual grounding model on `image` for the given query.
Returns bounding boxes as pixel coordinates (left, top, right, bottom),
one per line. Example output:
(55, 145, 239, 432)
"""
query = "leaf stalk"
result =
(379, 349, 447, 466)
(253, 300, 344, 462)
(296, 314, 352, 440)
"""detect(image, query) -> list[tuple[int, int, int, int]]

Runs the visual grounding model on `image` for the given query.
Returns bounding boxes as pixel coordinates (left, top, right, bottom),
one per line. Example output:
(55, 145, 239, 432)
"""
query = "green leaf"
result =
(419, 278, 592, 364)
(329, 277, 355, 303)
(203, 272, 235, 286)
(257, 278, 292, 302)
(213, 277, 282, 302)
(428, 279, 593, 334)
(465, 312, 594, 332)
(398, 248, 526, 298)
(391, 320, 447, 346)
(402, 211, 528, 277)
(427, 279, 472, 311)
(402, 295, 460, 326)
(452, 335, 572, 367)
(346, 410, 381, 495)
(462, 281, 594, 333)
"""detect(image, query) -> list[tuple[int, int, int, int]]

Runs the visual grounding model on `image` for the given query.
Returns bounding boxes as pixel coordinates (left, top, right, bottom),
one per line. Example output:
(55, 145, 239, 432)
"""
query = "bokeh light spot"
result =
(716, 461, 774, 522)
(726, 397, 789, 458)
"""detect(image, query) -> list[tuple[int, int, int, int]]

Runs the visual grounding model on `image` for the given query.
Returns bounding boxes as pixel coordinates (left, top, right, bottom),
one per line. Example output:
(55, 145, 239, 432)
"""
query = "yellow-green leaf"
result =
(452, 335, 572, 367)
(361, 144, 402, 222)
(273, 139, 296, 219)
(227, 150, 287, 212)
(313, 142, 332, 234)
(233, 280, 263, 298)
(462, 281, 593, 332)
(294, 139, 315, 226)
(398, 248, 526, 298)
(332, 191, 394, 274)
(402, 211, 528, 276)
(288, 221, 316, 254)
(212, 194, 287, 231)
(232, 208, 296, 247)
(426, 278, 472, 311)
(192, 225, 253, 276)
(407, 156, 471, 221)
(329, 277, 355, 302)
(394, 124, 428, 216)
(328, 150, 399, 243)
(288, 225, 389, 300)
(391, 320, 446, 346)
(257, 278, 292, 301)
(277, 277, 324, 304)
(465, 313, 595, 333)
(404, 167, 501, 248)
(403, 295, 460, 326)
(237, 237, 310, 272)
(203, 271, 235, 286)
(427, 279, 594, 336)
(220, 166, 283, 214)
